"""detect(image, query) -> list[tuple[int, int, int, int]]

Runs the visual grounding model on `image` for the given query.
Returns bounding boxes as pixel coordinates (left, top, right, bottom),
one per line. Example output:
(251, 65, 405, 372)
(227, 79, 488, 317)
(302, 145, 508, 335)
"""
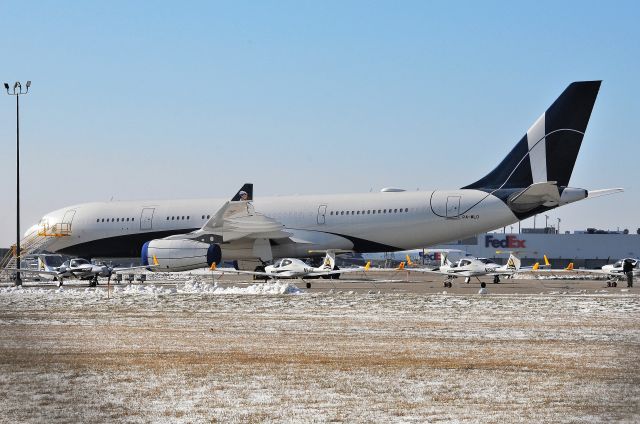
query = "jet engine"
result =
(141, 239, 222, 272)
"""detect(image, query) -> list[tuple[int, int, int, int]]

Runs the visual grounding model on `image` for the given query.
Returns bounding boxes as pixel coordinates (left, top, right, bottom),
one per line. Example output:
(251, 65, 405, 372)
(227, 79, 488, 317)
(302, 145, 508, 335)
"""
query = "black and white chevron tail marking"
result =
(463, 81, 601, 191)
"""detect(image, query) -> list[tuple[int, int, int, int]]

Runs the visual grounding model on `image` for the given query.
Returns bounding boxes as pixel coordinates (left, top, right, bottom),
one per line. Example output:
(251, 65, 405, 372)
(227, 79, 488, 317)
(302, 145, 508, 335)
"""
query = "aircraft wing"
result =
(370, 267, 441, 274)
(3, 268, 58, 275)
(486, 270, 517, 276)
(554, 268, 610, 275)
(306, 266, 370, 277)
(199, 200, 291, 242)
(408, 268, 447, 275)
(112, 265, 158, 273)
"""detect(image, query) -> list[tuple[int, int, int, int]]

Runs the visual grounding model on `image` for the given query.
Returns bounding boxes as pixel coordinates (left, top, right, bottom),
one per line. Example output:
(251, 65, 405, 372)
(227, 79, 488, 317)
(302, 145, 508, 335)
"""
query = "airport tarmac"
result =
(0, 274, 638, 422)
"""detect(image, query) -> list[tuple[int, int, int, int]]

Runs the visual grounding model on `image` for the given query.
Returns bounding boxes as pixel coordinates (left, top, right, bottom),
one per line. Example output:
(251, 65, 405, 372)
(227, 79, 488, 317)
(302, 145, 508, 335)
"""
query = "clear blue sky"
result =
(1, 1, 639, 247)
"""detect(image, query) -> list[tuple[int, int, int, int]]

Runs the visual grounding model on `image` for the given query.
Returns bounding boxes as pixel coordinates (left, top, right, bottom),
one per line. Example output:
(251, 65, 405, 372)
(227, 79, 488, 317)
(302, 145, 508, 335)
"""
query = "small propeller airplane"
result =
(567, 258, 639, 286)
(7, 257, 159, 287)
(381, 252, 521, 287)
(203, 250, 370, 287)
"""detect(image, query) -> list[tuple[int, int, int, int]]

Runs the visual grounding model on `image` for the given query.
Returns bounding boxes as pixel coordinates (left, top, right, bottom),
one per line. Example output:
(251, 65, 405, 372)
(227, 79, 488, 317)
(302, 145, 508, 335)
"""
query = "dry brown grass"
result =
(0, 290, 638, 422)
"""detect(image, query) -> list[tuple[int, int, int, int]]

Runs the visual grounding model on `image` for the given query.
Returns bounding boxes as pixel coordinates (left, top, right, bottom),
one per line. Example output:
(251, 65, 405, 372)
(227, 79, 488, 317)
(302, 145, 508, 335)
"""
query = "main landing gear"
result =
(443, 276, 454, 288)
(89, 276, 98, 287)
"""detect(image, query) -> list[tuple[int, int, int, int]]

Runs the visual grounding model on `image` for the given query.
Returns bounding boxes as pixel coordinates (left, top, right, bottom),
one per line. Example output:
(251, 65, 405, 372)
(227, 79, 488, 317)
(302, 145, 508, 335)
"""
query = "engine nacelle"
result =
(141, 239, 222, 272)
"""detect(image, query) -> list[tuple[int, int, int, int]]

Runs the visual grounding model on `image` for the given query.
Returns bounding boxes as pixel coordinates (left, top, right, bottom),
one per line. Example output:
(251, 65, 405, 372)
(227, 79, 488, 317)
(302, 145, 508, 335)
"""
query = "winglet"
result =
(210, 262, 217, 271)
(532, 262, 539, 270)
(231, 183, 253, 201)
(544, 255, 550, 266)
(152, 255, 159, 266)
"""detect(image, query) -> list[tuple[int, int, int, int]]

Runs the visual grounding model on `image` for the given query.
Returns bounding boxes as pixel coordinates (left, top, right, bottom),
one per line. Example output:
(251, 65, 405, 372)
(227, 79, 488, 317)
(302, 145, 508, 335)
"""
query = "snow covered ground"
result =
(0, 282, 638, 423)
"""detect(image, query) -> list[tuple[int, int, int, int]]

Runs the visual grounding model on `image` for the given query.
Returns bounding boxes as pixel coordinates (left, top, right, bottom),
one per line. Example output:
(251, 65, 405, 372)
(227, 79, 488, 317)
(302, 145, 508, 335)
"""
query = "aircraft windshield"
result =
(70, 259, 90, 267)
(614, 261, 623, 267)
(44, 256, 64, 267)
(478, 258, 495, 264)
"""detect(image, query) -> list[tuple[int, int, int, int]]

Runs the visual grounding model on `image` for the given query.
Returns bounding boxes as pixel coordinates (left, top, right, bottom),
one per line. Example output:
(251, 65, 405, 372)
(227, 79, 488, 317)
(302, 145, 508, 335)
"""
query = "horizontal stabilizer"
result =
(507, 182, 560, 213)
(587, 188, 624, 198)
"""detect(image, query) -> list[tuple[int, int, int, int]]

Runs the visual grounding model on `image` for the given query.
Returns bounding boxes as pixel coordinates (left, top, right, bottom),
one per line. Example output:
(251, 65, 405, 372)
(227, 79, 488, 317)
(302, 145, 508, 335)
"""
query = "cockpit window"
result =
(44, 256, 64, 267)
(479, 258, 495, 264)
(460, 259, 471, 266)
(70, 259, 90, 267)
(614, 261, 623, 267)
(282, 259, 292, 267)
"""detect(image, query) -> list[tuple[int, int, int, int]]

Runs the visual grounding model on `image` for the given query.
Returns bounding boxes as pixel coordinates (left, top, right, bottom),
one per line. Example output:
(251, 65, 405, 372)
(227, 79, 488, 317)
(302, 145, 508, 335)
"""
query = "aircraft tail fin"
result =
(364, 261, 371, 271)
(463, 81, 601, 190)
(544, 255, 550, 267)
(532, 262, 540, 271)
(323, 251, 337, 269)
(406, 255, 414, 266)
(231, 183, 253, 201)
(396, 262, 405, 270)
(507, 253, 521, 271)
(440, 252, 452, 267)
(565, 262, 574, 271)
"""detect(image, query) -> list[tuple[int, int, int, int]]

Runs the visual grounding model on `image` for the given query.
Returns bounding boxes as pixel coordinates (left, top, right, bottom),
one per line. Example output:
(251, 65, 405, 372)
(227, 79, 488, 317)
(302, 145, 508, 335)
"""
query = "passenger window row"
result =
(329, 208, 409, 216)
(97, 217, 135, 223)
(165, 215, 211, 221)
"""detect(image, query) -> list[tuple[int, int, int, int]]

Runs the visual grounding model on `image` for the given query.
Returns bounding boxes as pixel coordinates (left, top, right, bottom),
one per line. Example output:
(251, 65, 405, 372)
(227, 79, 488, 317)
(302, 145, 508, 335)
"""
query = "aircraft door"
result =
(140, 208, 155, 231)
(60, 209, 76, 233)
(61, 209, 76, 225)
(317, 205, 327, 225)
(446, 196, 461, 219)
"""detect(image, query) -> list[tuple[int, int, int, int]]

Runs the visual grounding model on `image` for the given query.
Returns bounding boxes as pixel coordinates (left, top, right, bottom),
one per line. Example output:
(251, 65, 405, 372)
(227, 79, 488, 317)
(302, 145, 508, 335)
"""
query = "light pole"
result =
(557, 218, 561, 234)
(545, 214, 549, 230)
(4, 81, 30, 286)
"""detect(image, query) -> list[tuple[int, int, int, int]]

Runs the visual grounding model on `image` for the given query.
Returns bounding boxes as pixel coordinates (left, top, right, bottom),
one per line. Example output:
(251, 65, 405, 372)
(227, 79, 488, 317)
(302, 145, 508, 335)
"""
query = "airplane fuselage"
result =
(32, 189, 519, 261)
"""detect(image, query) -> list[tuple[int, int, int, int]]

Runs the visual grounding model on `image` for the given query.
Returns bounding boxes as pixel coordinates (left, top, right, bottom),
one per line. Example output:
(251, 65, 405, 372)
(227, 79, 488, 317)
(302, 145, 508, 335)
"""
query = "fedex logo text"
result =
(420, 252, 441, 261)
(485, 235, 526, 249)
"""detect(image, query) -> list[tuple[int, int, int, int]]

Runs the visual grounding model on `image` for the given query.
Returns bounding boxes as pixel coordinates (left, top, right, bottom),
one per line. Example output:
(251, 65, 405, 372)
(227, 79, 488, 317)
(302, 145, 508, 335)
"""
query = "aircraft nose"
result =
(23, 223, 40, 239)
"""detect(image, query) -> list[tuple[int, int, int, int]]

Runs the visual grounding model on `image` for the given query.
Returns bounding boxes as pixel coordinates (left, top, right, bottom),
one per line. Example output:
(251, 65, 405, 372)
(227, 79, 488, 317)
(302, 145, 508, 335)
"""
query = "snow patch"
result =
(178, 280, 303, 295)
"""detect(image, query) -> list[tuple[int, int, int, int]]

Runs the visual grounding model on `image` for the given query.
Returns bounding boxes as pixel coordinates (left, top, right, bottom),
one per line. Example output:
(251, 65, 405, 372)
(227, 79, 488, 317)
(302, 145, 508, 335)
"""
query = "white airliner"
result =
(23, 81, 622, 273)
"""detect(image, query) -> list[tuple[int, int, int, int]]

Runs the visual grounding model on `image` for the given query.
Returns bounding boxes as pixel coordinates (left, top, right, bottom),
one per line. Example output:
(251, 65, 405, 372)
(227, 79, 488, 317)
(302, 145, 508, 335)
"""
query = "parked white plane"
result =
(22, 81, 622, 274)
(213, 251, 370, 282)
(402, 252, 521, 286)
(570, 258, 639, 282)
(602, 258, 639, 276)
(8, 257, 154, 287)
